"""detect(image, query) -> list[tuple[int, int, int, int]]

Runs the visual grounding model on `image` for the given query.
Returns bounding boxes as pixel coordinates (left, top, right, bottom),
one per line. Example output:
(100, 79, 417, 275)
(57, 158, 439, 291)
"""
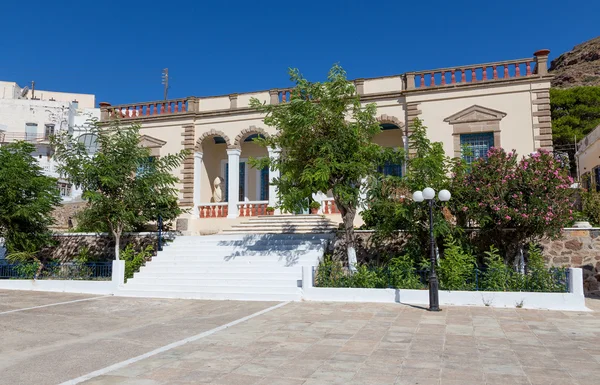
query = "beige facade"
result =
(576, 123, 600, 189)
(99, 50, 554, 234)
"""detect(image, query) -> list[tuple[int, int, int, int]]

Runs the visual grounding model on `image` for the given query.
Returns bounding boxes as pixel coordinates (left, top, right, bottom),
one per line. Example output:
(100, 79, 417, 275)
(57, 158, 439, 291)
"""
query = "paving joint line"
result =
(59, 301, 290, 385)
(0, 295, 111, 315)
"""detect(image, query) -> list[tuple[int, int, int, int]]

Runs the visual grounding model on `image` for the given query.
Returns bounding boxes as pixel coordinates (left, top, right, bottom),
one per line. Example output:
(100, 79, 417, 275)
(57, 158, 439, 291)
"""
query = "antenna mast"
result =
(161, 68, 169, 100)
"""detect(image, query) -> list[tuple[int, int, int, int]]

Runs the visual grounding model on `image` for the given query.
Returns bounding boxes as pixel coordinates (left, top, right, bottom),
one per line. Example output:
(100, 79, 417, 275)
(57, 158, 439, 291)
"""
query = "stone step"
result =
(120, 233, 328, 301)
(115, 289, 301, 302)
(152, 254, 321, 261)
(232, 223, 336, 229)
(121, 283, 300, 295)
(132, 271, 301, 281)
(128, 277, 300, 287)
(222, 229, 335, 234)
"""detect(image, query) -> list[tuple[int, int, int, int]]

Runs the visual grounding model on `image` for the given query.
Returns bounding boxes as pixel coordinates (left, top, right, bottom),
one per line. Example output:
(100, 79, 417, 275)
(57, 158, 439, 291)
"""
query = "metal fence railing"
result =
(314, 265, 569, 293)
(0, 262, 113, 281)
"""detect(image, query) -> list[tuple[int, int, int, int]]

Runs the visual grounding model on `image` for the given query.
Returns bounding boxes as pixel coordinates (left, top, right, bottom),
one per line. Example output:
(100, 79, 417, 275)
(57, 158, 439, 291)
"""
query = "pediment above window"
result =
(444, 105, 507, 124)
(139, 135, 167, 148)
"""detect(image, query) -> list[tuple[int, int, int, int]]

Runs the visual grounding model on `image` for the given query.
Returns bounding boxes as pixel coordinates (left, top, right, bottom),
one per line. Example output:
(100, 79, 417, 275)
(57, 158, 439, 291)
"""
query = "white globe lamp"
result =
(412, 191, 424, 202)
(422, 187, 435, 200)
(438, 189, 451, 202)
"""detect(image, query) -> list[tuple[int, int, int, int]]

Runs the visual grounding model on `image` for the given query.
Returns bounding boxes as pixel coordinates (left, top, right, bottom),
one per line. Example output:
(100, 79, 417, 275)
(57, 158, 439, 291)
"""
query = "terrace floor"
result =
(0, 290, 599, 385)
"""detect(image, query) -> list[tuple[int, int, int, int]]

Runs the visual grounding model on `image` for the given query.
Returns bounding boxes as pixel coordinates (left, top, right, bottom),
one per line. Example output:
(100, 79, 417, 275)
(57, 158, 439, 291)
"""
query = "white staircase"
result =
(116, 233, 331, 301)
(223, 214, 338, 234)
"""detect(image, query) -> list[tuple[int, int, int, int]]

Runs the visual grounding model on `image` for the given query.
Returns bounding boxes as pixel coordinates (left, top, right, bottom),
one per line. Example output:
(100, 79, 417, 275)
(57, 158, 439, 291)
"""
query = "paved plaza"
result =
(0, 290, 599, 385)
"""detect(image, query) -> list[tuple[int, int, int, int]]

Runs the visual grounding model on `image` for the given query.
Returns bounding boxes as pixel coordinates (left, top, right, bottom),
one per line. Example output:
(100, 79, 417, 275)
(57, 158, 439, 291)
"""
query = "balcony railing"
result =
(101, 98, 190, 120)
(98, 50, 550, 119)
(238, 201, 269, 217)
(404, 49, 550, 90)
(0, 132, 51, 144)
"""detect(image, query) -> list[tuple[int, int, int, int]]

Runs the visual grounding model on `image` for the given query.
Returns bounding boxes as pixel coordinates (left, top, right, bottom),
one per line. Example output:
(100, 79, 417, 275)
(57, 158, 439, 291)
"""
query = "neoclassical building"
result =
(99, 49, 553, 234)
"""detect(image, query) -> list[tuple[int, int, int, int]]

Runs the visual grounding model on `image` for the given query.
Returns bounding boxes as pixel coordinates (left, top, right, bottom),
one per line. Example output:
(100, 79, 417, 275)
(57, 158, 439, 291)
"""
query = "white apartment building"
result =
(0, 81, 99, 201)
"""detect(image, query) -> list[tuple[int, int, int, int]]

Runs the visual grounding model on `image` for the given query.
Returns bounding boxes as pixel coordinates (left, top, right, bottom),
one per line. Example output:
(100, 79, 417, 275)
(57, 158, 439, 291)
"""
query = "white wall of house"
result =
(0, 81, 98, 202)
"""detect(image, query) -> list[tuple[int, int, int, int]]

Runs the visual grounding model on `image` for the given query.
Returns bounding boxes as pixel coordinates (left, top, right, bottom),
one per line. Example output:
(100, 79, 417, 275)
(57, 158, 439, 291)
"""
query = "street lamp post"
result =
(412, 188, 451, 312)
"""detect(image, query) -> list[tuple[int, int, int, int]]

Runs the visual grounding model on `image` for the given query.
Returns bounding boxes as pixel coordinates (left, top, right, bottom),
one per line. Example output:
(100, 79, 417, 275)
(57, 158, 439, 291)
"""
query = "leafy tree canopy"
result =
(0, 141, 61, 270)
(249, 64, 389, 268)
(551, 86, 600, 173)
(52, 121, 188, 259)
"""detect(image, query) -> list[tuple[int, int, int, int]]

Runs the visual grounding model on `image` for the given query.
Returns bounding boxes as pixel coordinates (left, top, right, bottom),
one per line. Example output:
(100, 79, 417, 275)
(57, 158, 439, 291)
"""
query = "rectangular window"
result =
(260, 166, 269, 200)
(136, 157, 155, 177)
(44, 124, 55, 139)
(595, 168, 600, 192)
(25, 123, 38, 141)
(378, 162, 402, 177)
(58, 182, 71, 197)
(460, 132, 494, 164)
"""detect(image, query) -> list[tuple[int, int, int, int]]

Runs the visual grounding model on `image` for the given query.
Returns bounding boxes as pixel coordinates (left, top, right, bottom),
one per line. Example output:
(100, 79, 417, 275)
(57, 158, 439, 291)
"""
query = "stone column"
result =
(229, 94, 238, 109)
(354, 79, 365, 95)
(267, 147, 281, 210)
(269, 89, 280, 105)
(404, 73, 415, 90)
(226, 148, 241, 218)
(99, 102, 111, 121)
(534, 49, 550, 76)
(187, 97, 200, 112)
(193, 152, 203, 217)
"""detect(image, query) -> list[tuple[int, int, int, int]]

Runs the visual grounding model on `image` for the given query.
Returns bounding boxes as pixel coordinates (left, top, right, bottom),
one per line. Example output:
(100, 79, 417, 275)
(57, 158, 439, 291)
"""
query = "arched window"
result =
(77, 133, 99, 155)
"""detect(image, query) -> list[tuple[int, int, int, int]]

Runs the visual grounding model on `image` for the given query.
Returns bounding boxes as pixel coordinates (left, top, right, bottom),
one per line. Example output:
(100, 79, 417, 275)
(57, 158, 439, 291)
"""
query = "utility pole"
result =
(161, 68, 169, 100)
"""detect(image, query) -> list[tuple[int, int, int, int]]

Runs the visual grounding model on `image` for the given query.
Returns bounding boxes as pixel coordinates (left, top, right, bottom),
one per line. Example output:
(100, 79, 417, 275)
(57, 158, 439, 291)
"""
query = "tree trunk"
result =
(35, 258, 44, 279)
(112, 227, 122, 261)
(335, 197, 357, 272)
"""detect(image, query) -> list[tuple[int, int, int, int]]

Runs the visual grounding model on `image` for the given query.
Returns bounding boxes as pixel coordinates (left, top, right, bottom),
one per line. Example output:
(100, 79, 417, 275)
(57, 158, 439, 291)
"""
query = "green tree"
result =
(550, 86, 600, 173)
(362, 119, 457, 260)
(52, 121, 188, 260)
(452, 148, 574, 263)
(249, 64, 382, 269)
(0, 142, 61, 274)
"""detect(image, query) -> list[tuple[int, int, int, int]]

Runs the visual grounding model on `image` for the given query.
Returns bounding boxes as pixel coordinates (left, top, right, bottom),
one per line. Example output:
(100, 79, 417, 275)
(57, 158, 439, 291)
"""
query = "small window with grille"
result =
(460, 132, 494, 164)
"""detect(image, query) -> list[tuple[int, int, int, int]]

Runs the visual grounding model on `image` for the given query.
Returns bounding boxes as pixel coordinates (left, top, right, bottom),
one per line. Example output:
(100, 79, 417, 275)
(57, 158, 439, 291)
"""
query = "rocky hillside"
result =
(549, 36, 600, 88)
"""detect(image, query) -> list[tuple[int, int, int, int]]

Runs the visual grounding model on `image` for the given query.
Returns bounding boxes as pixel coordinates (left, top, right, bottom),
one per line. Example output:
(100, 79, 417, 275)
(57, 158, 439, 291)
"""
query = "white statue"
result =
(213, 177, 223, 202)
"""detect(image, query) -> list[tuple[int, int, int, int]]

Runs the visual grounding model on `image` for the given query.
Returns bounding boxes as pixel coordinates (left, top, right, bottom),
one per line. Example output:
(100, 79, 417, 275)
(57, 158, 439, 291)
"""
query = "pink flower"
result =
(462, 207, 468, 212)
(505, 215, 511, 220)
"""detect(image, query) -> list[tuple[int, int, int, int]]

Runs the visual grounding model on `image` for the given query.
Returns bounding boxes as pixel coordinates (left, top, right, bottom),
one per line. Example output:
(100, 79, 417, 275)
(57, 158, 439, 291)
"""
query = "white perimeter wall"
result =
(301, 266, 589, 312)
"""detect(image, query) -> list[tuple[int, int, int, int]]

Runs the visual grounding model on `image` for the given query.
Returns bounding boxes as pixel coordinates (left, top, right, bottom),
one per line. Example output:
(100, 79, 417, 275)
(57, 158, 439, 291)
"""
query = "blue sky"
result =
(1, 0, 598, 106)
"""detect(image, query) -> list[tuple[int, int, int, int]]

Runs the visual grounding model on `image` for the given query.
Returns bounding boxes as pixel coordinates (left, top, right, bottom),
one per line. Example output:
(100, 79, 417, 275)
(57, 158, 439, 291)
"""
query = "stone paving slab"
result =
(2, 289, 600, 385)
(0, 290, 279, 385)
(0, 290, 99, 313)
(79, 299, 600, 385)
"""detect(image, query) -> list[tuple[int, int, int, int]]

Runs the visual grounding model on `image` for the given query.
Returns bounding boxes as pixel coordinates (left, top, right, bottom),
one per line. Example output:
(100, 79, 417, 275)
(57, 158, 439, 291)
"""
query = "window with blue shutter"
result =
(224, 162, 246, 202)
(260, 166, 269, 200)
(378, 162, 402, 177)
(460, 132, 494, 164)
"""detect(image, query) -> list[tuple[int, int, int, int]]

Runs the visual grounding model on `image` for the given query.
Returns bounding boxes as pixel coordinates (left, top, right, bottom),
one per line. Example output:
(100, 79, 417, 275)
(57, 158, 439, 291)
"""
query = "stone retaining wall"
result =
(39, 233, 161, 262)
(540, 229, 600, 297)
(51, 201, 87, 230)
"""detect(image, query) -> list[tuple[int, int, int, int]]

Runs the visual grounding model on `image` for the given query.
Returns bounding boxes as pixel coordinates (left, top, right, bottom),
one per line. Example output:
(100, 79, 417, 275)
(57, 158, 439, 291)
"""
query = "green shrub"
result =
(438, 237, 477, 290)
(315, 255, 346, 287)
(121, 244, 154, 281)
(388, 255, 425, 289)
(13, 262, 39, 279)
(582, 189, 600, 226)
(480, 246, 514, 291)
(347, 265, 384, 288)
(525, 244, 566, 292)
